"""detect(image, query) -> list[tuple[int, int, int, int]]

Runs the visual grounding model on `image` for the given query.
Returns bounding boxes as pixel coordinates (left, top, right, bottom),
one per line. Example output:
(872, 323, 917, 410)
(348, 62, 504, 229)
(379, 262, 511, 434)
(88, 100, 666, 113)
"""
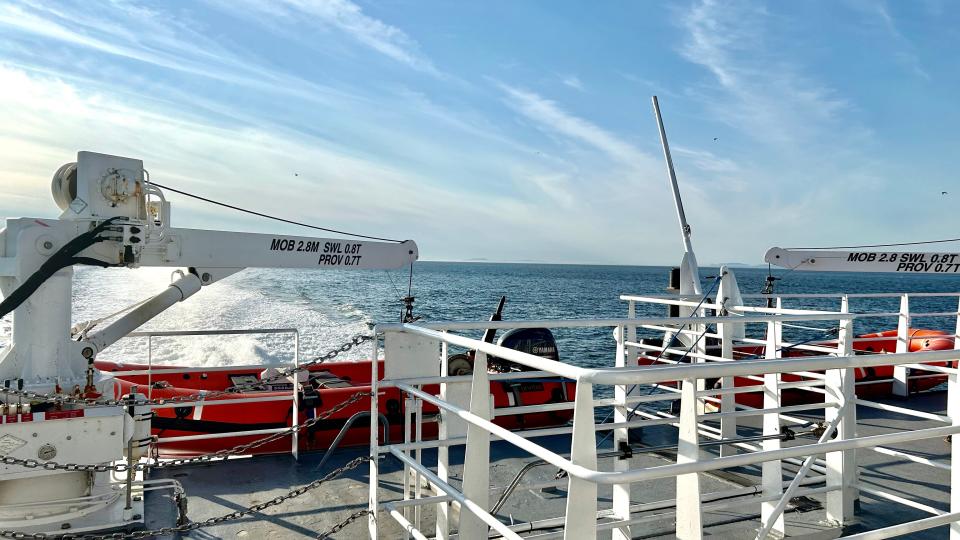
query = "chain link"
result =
(0, 392, 372, 474)
(0, 456, 371, 540)
(149, 391, 371, 470)
(315, 509, 372, 539)
(0, 335, 373, 409)
(0, 335, 377, 539)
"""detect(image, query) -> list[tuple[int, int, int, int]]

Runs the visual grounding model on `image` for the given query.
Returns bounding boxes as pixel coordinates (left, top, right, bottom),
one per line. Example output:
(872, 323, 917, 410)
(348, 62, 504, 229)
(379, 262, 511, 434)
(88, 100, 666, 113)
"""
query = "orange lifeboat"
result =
(96, 298, 575, 457)
(637, 328, 956, 409)
(98, 359, 575, 457)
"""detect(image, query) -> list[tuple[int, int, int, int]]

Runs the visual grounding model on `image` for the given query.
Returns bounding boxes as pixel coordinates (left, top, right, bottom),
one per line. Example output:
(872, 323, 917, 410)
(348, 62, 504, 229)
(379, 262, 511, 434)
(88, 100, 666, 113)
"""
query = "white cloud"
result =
(499, 84, 658, 172)
(861, 1, 930, 81)
(561, 75, 584, 91)
(2, 0, 887, 266)
(526, 172, 576, 208)
(0, 1, 358, 106)
(672, 146, 739, 174)
(0, 65, 636, 263)
(218, 0, 441, 76)
(680, 0, 851, 150)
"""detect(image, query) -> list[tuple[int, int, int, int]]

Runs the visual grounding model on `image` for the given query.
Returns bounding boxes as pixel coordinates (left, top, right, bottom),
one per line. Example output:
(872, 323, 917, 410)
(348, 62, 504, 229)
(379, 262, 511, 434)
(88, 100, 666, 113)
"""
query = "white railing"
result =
(118, 328, 302, 459)
(623, 290, 960, 398)
(369, 295, 960, 539)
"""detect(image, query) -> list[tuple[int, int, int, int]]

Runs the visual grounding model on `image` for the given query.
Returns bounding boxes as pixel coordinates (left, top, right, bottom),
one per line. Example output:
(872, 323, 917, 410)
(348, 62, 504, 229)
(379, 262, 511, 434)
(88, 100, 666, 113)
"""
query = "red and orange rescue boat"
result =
(95, 301, 575, 458)
(96, 359, 575, 457)
(638, 328, 956, 409)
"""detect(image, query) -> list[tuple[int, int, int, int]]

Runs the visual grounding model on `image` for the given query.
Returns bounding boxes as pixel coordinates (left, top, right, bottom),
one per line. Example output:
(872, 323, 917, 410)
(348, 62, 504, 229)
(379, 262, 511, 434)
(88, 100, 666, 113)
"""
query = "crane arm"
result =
(76, 229, 417, 354)
(765, 247, 960, 274)
(136, 228, 417, 272)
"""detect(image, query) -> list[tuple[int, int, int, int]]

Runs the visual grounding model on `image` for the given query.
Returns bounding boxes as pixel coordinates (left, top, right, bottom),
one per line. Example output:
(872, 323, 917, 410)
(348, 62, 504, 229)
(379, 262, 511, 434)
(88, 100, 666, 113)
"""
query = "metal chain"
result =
(149, 391, 371, 470)
(315, 509, 372, 539)
(0, 456, 371, 540)
(0, 337, 377, 539)
(0, 335, 373, 409)
(0, 392, 372, 474)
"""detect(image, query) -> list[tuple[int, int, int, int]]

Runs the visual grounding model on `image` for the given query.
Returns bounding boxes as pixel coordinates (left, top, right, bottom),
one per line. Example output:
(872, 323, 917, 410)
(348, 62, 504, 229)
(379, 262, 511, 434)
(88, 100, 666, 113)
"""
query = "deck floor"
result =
(144, 390, 954, 539)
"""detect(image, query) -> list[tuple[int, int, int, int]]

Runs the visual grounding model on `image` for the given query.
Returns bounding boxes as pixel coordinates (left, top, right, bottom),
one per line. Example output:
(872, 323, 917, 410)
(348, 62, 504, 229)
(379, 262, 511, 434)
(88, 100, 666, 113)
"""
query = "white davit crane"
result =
(0, 151, 418, 534)
(765, 247, 960, 274)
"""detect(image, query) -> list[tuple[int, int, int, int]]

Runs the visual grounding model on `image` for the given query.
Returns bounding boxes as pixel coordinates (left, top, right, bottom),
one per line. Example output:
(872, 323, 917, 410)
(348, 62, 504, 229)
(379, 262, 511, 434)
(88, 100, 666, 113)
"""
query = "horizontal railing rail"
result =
(373, 286, 960, 540)
(113, 327, 303, 459)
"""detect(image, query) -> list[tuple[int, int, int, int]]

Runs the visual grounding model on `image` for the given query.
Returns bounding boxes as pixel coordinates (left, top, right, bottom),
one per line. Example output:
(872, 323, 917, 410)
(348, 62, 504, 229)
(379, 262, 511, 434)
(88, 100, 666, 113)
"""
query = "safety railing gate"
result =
(369, 292, 960, 539)
(119, 327, 303, 458)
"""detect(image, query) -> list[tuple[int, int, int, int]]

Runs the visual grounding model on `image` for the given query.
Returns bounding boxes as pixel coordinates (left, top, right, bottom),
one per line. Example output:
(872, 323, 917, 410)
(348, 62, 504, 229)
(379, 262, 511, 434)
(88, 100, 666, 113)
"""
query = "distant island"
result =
(709, 262, 766, 268)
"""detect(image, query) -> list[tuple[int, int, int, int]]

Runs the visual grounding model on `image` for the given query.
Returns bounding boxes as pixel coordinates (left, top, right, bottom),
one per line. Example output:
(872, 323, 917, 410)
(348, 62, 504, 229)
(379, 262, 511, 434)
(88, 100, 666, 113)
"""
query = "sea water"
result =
(2, 262, 959, 370)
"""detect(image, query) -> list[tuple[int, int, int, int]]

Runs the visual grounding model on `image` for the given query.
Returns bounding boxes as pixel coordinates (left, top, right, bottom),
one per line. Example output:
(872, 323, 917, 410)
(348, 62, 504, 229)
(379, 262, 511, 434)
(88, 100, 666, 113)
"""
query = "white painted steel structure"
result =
(370, 278, 960, 539)
(0, 151, 418, 534)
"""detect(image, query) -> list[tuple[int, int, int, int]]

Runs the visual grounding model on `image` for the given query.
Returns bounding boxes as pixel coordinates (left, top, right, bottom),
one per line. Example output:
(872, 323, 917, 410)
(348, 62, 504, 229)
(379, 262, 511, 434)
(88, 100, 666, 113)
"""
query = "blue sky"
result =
(0, 0, 957, 265)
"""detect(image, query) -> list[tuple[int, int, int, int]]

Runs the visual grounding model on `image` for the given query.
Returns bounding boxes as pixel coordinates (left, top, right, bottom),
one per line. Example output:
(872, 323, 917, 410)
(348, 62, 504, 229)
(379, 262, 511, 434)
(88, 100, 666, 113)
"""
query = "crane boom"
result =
(135, 228, 417, 271)
(765, 247, 960, 274)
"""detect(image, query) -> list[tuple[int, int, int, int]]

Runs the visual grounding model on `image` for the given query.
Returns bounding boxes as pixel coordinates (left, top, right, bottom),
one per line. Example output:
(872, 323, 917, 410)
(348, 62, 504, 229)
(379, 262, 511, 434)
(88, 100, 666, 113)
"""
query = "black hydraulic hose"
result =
(0, 218, 121, 318)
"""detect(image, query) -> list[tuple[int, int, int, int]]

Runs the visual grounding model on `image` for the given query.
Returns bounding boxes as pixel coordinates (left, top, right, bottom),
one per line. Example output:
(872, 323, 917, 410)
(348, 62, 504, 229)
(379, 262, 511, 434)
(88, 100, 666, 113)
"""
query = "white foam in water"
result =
(0, 266, 374, 368)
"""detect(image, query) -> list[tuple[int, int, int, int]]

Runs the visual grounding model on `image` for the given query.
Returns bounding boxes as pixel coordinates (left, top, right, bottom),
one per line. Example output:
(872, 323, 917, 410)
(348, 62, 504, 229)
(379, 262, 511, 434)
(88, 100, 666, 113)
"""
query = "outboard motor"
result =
(493, 327, 560, 372)
(446, 297, 561, 375)
(494, 326, 566, 426)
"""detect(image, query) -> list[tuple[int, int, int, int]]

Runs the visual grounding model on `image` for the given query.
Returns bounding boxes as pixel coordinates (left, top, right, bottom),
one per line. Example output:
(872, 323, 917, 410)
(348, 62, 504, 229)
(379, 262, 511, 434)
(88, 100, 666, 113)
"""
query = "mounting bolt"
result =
(43, 241, 53, 249)
(133, 514, 142, 520)
(60, 523, 71, 530)
(81, 347, 94, 359)
(201, 272, 212, 283)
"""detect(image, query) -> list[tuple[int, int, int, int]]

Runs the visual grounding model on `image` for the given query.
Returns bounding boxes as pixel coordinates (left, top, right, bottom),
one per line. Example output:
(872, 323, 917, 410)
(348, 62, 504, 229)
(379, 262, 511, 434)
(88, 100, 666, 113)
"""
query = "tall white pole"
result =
(652, 95, 702, 295)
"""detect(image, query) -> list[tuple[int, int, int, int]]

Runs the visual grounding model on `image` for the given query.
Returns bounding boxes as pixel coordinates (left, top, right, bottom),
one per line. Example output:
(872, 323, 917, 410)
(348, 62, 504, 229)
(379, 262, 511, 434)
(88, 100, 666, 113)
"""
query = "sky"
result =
(0, 0, 957, 265)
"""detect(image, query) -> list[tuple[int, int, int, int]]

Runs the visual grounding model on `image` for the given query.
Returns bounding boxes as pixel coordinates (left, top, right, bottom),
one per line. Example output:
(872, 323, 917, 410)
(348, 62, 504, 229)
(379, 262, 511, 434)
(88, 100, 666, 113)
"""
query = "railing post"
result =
(612, 325, 631, 540)
(676, 377, 703, 540)
(718, 317, 736, 456)
(951, 296, 960, 540)
(292, 330, 300, 461)
(147, 334, 153, 401)
(825, 312, 857, 525)
(460, 351, 491, 540)
(436, 339, 453, 540)
(717, 267, 742, 457)
(402, 397, 415, 527)
(955, 295, 960, 355)
(950, 364, 960, 539)
(624, 303, 643, 438)
(626, 300, 638, 363)
(760, 317, 785, 537)
(695, 318, 707, 415)
(564, 381, 598, 540)
(368, 333, 380, 539)
(893, 294, 911, 397)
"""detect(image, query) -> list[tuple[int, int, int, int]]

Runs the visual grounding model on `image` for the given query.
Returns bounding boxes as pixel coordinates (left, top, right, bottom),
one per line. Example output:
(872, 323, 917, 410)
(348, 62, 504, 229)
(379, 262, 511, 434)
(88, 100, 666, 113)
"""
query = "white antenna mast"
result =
(652, 95, 703, 295)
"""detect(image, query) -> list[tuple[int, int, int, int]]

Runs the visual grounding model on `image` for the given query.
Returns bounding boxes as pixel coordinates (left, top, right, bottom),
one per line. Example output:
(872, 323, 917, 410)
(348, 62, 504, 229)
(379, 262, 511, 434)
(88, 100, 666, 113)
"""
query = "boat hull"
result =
(637, 329, 956, 409)
(96, 360, 575, 456)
